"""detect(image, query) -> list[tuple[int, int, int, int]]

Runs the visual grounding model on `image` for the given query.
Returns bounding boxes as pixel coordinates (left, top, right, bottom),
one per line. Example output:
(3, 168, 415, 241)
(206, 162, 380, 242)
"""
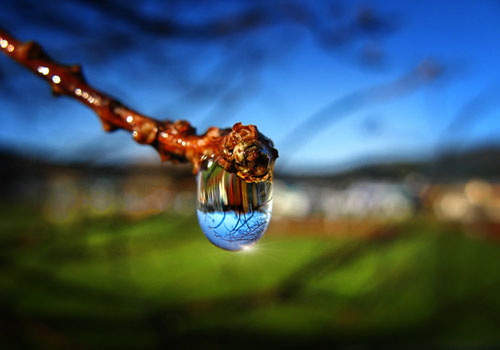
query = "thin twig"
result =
(0, 29, 278, 182)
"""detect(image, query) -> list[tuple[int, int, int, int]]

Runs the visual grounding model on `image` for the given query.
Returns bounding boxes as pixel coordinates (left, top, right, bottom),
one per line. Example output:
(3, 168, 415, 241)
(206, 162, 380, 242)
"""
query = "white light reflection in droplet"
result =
(241, 245, 254, 252)
(37, 66, 50, 75)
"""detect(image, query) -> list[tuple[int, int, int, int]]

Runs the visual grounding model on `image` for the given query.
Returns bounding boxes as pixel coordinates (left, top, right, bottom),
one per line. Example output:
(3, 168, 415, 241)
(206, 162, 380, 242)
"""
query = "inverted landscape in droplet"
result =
(196, 161, 273, 251)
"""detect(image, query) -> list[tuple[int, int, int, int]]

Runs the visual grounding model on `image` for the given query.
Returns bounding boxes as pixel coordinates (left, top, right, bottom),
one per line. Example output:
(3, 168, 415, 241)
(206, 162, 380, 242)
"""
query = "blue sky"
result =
(0, 0, 499, 174)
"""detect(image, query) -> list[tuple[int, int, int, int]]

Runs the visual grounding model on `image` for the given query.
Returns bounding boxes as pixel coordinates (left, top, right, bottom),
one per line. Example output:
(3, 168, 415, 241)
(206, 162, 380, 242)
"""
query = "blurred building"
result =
(425, 180, 500, 223)
(1, 150, 195, 222)
(273, 180, 414, 221)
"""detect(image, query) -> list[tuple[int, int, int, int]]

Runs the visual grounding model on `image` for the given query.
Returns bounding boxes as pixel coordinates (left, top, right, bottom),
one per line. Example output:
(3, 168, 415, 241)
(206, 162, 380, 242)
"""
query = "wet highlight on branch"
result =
(0, 28, 278, 183)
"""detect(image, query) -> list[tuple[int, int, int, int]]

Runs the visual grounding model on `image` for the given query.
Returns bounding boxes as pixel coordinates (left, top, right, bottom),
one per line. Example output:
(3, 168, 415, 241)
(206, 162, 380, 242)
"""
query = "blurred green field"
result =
(1, 205, 500, 348)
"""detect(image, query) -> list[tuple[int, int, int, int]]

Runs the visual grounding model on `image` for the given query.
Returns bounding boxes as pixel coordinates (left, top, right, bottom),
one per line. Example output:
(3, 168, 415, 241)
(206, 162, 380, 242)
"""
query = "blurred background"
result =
(1, 0, 500, 348)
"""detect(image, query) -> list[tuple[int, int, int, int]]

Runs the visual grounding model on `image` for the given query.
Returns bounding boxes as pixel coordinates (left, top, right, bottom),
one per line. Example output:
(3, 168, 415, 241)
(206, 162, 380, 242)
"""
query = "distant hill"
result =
(0, 148, 192, 198)
(276, 146, 500, 184)
(1, 145, 499, 195)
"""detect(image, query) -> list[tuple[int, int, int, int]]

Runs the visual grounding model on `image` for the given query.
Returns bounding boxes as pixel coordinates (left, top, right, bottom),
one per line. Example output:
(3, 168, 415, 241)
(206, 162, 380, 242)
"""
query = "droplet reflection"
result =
(196, 161, 272, 251)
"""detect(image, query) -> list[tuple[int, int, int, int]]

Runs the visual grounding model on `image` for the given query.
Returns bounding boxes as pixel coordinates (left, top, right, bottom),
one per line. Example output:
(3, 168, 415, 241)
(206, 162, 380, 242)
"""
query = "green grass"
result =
(1, 205, 500, 348)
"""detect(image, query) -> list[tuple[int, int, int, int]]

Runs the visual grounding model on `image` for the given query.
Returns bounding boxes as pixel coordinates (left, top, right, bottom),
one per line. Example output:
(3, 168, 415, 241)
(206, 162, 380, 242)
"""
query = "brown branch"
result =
(0, 29, 278, 182)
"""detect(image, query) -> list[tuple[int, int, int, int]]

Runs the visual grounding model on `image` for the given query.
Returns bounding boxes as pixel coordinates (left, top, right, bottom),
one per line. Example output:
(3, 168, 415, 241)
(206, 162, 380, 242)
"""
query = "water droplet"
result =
(196, 160, 273, 251)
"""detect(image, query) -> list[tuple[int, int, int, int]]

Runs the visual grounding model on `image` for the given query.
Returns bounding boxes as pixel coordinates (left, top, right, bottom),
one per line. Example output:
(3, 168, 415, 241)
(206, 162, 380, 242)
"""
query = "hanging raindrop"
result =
(196, 160, 273, 251)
